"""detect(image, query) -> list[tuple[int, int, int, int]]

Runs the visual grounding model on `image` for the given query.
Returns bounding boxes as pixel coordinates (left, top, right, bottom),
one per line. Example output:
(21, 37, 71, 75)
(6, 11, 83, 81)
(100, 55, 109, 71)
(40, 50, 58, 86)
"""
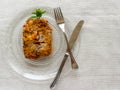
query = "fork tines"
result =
(54, 7, 64, 24)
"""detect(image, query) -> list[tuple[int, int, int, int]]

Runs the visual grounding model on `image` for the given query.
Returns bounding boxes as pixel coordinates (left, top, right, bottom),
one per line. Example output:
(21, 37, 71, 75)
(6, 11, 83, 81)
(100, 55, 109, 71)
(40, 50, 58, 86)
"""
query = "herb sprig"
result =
(29, 9, 46, 19)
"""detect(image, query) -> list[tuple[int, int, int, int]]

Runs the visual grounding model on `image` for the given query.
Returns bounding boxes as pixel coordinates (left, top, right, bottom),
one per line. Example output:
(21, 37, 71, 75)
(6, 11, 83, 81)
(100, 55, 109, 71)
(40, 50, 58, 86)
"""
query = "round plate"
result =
(5, 7, 80, 83)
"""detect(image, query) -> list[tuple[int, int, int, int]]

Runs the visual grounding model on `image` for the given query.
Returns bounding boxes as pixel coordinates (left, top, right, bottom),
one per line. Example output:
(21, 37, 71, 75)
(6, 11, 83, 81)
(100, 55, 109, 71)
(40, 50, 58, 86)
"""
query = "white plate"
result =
(5, 7, 80, 83)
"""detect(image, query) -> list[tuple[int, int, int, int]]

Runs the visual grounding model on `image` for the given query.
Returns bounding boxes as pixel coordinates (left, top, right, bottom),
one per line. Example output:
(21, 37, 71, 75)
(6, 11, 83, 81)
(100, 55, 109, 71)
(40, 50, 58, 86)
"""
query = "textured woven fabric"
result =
(0, 0, 120, 90)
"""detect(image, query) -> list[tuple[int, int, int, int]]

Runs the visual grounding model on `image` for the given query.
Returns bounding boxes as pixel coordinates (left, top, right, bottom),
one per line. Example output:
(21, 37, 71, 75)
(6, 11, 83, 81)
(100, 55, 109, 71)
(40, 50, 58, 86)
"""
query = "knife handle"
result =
(67, 49, 79, 69)
(63, 31, 79, 69)
(50, 53, 69, 89)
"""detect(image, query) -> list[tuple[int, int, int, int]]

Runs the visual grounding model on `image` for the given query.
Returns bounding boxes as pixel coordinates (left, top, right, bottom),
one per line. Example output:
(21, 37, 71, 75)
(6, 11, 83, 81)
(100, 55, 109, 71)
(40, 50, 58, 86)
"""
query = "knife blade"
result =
(50, 20, 84, 89)
(69, 20, 84, 49)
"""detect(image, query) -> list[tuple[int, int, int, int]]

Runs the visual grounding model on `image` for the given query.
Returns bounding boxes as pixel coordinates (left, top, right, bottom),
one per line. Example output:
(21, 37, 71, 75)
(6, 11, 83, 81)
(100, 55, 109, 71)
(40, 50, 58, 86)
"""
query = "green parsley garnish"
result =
(29, 9, 46, 19)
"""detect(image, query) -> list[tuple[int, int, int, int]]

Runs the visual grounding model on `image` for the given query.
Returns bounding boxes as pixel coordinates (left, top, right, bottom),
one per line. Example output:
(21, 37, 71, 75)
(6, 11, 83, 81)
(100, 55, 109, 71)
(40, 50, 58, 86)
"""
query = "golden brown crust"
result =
(23, 18, 52, 59)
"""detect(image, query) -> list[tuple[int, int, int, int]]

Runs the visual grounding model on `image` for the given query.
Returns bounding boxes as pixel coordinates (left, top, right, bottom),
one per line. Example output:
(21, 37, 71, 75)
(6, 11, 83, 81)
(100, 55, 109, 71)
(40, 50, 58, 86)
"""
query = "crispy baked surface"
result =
(23, 18, 52, 59)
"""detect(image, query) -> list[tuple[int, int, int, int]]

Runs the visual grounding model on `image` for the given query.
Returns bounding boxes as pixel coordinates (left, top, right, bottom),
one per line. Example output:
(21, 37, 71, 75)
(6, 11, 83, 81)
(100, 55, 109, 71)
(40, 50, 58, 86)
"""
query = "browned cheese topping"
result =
(23, 18, 52, 59)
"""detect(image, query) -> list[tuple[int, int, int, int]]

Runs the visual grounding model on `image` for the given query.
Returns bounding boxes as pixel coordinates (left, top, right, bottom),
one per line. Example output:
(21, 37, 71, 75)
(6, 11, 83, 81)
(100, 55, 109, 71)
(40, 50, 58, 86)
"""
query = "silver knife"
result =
(68, 20, 84, 69)
(50, 20, 84, 89)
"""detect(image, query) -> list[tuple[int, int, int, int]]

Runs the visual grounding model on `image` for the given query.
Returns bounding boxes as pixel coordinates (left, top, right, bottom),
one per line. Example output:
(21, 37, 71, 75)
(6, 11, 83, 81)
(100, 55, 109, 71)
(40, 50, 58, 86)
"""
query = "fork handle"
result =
(50, 53, 69, 89)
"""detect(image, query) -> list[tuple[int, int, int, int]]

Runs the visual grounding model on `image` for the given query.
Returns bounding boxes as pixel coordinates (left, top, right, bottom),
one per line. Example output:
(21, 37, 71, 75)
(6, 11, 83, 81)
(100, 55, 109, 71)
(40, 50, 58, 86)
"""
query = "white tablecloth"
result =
(1, 0, 120, 90)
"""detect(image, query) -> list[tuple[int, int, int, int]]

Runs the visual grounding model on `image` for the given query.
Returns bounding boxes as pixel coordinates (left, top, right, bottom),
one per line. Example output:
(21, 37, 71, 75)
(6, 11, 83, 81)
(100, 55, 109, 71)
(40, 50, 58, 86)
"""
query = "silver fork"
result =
(54, 7, 78, 69)
(50, 7, 79, 89)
